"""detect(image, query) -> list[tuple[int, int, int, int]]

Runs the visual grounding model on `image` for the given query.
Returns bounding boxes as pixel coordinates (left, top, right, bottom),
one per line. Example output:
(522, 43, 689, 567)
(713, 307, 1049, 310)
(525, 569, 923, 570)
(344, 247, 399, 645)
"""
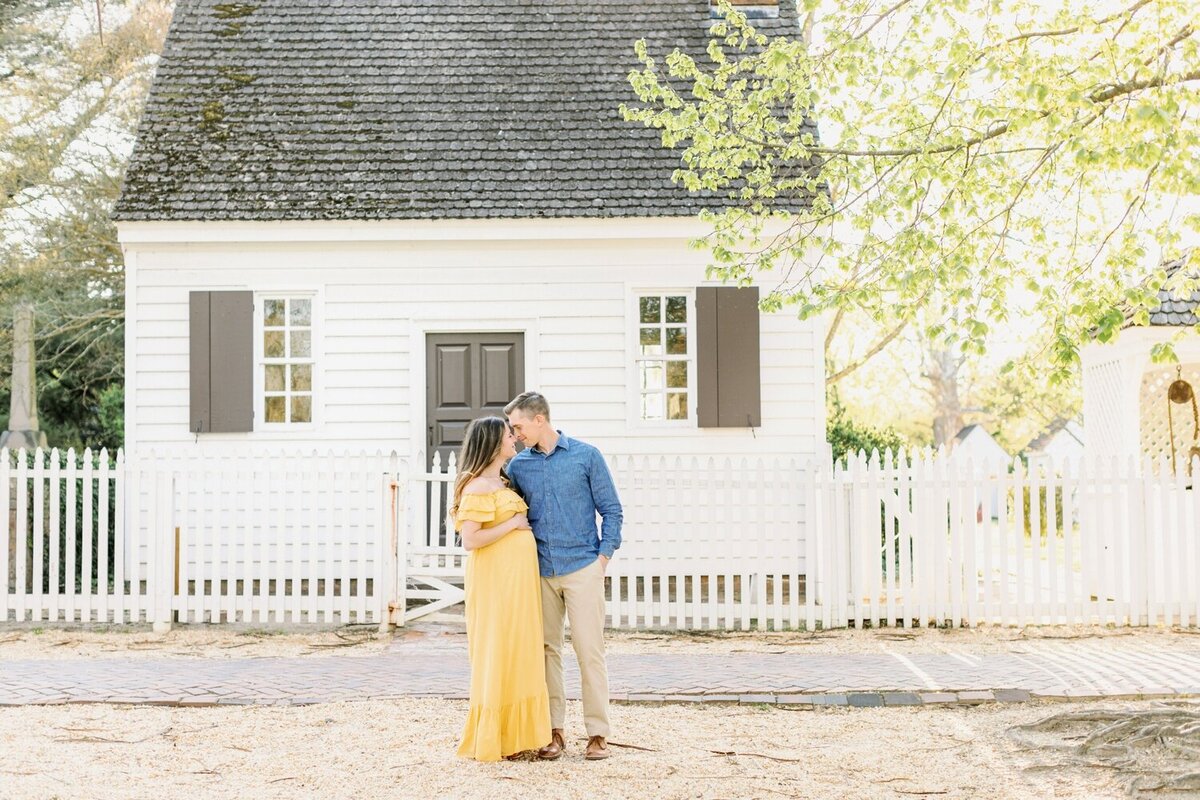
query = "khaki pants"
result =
(541, 557, 610, 738)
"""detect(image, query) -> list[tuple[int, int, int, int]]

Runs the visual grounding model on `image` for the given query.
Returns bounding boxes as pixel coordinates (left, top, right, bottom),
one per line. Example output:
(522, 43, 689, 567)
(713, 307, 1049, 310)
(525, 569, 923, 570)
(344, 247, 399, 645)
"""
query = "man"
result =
(504, 391, 623, 761)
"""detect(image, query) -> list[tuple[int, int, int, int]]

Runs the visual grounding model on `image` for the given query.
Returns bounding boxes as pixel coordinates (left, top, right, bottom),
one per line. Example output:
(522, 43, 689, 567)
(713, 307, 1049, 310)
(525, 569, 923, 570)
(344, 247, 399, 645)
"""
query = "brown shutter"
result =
(189, 292, 211, 433)
(696, 286, 761, 428)
(189, 290, 254, 433)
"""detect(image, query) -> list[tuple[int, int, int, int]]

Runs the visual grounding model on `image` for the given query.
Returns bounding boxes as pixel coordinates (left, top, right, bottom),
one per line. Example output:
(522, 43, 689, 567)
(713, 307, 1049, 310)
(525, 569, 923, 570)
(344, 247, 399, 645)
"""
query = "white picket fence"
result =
(2, 447, 1198, 629)
(814, 451, 1200, 630)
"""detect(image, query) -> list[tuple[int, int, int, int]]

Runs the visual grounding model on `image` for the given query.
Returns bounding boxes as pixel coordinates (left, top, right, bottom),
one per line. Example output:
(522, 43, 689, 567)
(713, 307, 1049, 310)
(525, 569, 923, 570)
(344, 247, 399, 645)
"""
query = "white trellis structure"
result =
(1083, 255, 1200, 467)
(1083, 329, 1200, 465)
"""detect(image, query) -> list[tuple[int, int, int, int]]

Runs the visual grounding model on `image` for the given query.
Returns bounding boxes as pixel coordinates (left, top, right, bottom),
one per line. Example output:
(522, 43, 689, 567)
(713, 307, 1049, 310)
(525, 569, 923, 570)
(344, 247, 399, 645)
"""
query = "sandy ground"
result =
(0, 623, 392, 660)
(0, 697, 1167, 800)
(604, 622, 1200, 656)
(2, 619, 1198, 660)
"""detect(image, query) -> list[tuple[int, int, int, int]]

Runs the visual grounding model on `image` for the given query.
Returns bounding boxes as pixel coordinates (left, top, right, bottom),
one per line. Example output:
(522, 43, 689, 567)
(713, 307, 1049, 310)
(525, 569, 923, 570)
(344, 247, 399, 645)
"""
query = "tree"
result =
(624, 0, 1200, 384)
(0, 0, 171, 449)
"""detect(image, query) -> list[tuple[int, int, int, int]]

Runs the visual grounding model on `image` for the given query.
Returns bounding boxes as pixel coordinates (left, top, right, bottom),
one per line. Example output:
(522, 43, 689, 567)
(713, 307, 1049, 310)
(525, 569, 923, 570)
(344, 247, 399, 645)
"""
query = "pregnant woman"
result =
(451, 416, 551, 761)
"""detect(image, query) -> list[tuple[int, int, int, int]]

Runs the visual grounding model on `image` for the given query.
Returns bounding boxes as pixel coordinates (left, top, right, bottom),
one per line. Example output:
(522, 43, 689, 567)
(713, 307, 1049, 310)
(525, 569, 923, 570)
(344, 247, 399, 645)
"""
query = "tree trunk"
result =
(925, 345, 965, 449)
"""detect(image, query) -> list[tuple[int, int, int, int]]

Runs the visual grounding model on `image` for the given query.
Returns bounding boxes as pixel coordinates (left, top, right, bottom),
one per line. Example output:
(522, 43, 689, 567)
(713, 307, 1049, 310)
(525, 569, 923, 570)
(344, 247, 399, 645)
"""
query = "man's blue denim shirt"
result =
(506, 432, 623, 578)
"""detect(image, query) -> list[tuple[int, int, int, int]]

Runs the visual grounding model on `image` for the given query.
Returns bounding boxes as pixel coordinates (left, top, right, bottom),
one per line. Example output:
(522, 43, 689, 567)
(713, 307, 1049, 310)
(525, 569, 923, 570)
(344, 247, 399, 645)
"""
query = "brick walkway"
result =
(3, 629, 1200, 709)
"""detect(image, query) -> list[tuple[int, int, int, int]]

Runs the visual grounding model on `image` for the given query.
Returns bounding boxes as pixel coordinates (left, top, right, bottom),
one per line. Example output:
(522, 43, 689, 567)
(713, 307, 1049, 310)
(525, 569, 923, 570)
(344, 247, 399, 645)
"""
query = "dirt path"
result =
(2, 620, 1195, 661)
(0, 698, 1137, 800)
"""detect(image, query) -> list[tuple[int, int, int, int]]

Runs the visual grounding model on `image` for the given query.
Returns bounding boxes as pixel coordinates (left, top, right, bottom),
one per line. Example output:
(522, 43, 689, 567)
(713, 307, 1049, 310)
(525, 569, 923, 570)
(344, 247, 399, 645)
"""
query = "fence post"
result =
(151, 461, 174, 633)
(378, 455, 394, 631)
(393, 460, 412, 628)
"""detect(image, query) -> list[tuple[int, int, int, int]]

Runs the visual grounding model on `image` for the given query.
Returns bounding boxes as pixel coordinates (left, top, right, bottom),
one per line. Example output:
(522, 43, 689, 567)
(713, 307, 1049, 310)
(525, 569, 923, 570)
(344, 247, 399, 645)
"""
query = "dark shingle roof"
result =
(114, 0, 813, 221)
(1124, 253, 1200, 328)
(1148, 255, 1200, 326)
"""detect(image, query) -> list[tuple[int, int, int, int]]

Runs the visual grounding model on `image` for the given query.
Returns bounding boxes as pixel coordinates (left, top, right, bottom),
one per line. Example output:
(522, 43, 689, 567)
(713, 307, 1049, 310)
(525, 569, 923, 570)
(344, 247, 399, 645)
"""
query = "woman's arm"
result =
(460, 513, 529, 551)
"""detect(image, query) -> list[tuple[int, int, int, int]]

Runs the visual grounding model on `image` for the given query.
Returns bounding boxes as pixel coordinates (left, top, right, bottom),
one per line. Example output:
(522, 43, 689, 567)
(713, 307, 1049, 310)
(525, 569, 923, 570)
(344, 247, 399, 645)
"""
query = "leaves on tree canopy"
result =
(624, 0, 1200, 381)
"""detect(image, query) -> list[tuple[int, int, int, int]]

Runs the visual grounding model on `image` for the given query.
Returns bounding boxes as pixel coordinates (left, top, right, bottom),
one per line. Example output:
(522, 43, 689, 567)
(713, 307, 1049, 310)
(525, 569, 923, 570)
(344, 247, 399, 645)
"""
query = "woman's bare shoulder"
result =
(462, 476, 503, 495)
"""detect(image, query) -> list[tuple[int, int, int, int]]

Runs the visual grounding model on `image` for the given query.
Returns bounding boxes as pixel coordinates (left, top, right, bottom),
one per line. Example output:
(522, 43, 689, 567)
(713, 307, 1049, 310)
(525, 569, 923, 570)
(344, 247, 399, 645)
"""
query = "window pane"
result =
(290, 298, 312, 326)
(264, 395, 286, 423)
(641, 392, 664, 420)
(640, 362, 663, 391)
(667, 392, 688, 420)
(264, 330, 285, 358)
(291, 395, 312, 423)
(290, 330, 312, 358)
(667, 361, 688, 388)
(666, 296, 687, 323)
(639, 327, 662, 355)
(666, 327, 687, 355)
(290, 363, 312, 391)
(639, 296, 661, 324)
(265, 364, 286, 392)
(264, 299, 285, 327)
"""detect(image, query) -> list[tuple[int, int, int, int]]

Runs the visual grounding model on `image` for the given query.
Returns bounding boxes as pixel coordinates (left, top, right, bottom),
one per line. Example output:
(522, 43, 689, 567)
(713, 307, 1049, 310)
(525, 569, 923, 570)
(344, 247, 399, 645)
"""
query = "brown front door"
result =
(426, 332, 525, 470)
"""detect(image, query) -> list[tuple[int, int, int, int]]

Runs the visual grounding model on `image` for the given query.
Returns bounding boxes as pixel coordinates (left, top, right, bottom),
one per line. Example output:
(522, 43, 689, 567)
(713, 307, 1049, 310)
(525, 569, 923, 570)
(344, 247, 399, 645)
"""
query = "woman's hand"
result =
(509, 513, 530, 530)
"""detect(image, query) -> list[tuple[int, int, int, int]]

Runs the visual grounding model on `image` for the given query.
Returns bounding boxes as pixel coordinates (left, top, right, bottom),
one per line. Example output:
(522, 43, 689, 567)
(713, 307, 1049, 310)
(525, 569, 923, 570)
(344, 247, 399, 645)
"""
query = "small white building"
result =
(1082, 254, 1200, 471)
(950, 424, 1009, 518)
(951, 424, 1011, 467)
(114, 0, 825, 469)
(1025, 419, 1084, 471)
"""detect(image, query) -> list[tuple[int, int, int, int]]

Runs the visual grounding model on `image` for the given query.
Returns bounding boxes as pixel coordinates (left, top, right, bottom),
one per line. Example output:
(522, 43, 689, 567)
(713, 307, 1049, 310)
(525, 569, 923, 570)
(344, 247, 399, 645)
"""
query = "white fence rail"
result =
(3, 447, 1198, 629)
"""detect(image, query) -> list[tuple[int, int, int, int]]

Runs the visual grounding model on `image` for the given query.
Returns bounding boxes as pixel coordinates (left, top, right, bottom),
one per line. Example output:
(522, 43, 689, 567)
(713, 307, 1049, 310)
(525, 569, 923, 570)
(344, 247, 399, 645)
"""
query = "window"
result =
(636, 293, 692, 422)
(259, 295, 315, 426)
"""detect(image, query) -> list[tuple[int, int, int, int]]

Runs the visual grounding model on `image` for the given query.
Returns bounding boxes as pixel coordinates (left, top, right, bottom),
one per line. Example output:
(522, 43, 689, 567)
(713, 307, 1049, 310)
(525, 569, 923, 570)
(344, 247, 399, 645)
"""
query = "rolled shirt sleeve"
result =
(589, 448, 623, 559)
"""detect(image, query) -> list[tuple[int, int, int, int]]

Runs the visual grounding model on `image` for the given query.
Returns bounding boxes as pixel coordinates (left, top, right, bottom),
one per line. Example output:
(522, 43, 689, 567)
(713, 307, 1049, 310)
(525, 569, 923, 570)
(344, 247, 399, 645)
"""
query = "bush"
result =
(827, 403, 907, 462)
(11, 448, 120, 595)
(1012, 484, 1066, 539)
(94, 384, 124, 452)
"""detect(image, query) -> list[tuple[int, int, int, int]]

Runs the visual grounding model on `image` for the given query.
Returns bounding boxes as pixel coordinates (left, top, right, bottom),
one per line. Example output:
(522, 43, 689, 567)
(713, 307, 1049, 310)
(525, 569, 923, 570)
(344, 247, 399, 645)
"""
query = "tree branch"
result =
(1004, 0, 1151, 45)
(811, 69, 1200, 158)
(828, 319, 909, 384)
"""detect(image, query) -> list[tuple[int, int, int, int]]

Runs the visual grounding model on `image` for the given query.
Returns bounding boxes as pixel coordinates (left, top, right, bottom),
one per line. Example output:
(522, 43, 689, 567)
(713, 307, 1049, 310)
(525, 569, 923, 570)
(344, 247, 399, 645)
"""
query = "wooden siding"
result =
(124, 232, 823, 458)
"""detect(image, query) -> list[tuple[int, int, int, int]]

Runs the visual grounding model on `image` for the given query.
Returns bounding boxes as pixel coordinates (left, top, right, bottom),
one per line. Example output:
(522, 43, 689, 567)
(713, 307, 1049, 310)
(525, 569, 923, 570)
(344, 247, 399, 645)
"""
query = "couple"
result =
(450, 391, 623, 763)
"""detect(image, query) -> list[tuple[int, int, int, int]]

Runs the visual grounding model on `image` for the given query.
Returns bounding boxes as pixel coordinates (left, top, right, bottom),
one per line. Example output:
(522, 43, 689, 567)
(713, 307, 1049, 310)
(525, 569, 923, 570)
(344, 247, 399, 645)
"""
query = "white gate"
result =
(389, 452, 465, 625)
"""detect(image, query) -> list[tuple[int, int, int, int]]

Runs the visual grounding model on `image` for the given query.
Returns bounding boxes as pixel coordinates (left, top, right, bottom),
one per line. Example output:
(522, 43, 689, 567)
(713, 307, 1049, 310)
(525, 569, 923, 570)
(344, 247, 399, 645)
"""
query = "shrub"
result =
(827, 403, 906, 462)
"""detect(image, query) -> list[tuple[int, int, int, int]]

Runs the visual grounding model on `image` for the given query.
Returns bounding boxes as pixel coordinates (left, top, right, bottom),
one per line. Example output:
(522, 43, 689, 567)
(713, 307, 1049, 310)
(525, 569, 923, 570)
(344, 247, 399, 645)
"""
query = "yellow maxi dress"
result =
(454, 488, 551, 761)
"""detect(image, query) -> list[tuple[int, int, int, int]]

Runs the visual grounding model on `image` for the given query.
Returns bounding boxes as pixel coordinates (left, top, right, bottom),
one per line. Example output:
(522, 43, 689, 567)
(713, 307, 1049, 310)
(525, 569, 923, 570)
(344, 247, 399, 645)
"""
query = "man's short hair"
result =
(505, 391, 551, 421)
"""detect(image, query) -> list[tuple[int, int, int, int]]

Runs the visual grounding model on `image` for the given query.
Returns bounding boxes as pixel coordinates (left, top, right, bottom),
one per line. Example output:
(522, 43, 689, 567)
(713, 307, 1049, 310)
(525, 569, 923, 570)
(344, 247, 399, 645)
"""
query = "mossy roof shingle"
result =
(114, 0, 812, 221)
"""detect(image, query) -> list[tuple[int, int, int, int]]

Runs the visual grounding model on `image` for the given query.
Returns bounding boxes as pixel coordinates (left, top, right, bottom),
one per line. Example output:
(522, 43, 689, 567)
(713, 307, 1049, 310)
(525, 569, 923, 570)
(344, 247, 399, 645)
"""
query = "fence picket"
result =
(1191, 454, 1200, 627)
(32, 450, 46, 621)
(48, 451, 61, 621)
(1064, 463, 1079, 624)
(12, 450, 28, 621)
(113, 450, 125, 623)
(1171, 460, 1187, 626)
(1045, 464, 1059, 625)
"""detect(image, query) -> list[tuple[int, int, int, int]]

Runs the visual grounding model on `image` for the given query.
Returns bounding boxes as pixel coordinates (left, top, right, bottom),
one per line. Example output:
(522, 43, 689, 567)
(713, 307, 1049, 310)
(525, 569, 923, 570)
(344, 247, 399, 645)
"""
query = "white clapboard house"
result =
(102, 0, 827, 627)
(115, 0, 824, 465)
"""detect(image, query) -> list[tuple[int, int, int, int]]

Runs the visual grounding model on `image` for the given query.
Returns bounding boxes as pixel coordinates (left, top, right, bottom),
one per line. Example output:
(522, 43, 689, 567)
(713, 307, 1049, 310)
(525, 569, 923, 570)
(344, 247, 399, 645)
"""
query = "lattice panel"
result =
(1139, 362, 1200, 465)
(1084, 357, 1128, 457)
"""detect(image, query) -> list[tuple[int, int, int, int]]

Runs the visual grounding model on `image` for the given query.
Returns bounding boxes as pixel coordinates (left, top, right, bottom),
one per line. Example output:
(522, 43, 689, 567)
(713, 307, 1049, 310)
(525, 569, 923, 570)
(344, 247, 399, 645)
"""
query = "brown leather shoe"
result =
(537, 729, 565, 760)
(585, 735, 610, 760)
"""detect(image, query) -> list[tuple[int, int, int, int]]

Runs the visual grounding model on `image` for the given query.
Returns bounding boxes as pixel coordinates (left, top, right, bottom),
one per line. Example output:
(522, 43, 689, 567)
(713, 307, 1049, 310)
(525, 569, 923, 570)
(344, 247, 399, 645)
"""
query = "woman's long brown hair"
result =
(449, 416, 510, 518)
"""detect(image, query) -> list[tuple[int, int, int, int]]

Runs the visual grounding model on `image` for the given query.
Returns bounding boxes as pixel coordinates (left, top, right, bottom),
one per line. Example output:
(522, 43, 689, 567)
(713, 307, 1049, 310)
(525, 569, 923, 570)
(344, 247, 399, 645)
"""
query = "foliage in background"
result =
(826, 394, 906, 460)
(0, 0, 171, 450)
(625, 0, 1200, 385)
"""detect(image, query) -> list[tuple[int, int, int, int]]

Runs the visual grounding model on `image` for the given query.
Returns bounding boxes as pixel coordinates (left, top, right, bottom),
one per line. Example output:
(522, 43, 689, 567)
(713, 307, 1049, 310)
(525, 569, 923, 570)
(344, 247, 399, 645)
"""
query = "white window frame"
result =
(626, 288, 697, 429)
(254, 290, 321, 431)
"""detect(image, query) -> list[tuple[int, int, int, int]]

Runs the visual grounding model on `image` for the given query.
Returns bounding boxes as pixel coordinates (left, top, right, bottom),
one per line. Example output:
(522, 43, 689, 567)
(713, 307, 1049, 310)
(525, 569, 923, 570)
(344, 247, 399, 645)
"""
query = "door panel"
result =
(426, 333, 525, 470)
(481, 343, 520, 407)
(436, 345, 471, 408)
